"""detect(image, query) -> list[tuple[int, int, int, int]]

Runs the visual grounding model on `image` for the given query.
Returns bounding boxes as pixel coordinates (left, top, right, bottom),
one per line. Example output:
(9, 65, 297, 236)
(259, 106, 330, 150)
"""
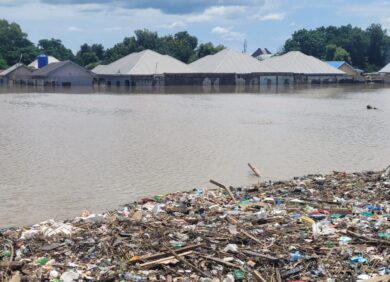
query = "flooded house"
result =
(189, 48, 293, 91)
(258, 51, 349, 83)
(30, 61, 94, 87)
(326, 61, 365, 82)
(378, 63, 390, 83)
(0, 63, 33, 86)
(92, 49, 195, 91)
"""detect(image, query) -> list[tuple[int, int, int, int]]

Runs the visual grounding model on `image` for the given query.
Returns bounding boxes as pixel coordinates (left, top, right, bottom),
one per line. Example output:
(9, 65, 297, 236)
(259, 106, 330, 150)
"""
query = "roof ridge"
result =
(129, 49, 150, 74)
(215, 48, 232, 73)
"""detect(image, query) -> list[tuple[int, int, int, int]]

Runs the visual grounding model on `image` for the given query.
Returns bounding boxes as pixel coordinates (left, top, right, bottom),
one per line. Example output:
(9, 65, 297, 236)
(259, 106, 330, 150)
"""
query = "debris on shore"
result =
(1, 166, 390, 281)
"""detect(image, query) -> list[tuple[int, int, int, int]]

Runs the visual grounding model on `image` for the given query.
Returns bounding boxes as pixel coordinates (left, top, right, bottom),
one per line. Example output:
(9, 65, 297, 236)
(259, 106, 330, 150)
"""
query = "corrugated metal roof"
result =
(189, 48, 277, 73)
(259, 51, 345, 75)
(326, 61, 345, 69)
(379, 63, 390, 73)
(93, 49, 194, 75)
(28, 56, 60, 69)
(0, 63, 31, 76)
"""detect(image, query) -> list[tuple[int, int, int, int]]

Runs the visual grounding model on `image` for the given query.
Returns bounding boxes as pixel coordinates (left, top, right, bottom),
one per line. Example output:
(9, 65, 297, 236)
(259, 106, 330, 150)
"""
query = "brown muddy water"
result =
(0, 85, 389, 226)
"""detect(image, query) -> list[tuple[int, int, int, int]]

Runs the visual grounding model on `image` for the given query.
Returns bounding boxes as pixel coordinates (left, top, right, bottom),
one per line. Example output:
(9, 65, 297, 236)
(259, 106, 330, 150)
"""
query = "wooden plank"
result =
(210, 179, 237, 202)
(248, 163, 261, 177)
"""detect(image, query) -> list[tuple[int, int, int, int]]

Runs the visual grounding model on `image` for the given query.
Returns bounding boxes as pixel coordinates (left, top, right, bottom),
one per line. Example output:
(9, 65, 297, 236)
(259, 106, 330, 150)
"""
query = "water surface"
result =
(0, 86, 389, 226)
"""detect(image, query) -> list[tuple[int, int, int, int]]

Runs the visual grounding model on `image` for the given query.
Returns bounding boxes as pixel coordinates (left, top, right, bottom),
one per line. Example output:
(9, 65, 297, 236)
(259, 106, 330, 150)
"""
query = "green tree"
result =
(283, 23, 390, 71)
(366, 24, 387, 68)
(38, 38, 74, 61)
(189, 42, 225, 62)
(334, 47, 351, 62)
(0, 19, 38, 67)
(325, 44, 337, 61)
(0, 55, 7, 69)
(75, 44, 99, 67)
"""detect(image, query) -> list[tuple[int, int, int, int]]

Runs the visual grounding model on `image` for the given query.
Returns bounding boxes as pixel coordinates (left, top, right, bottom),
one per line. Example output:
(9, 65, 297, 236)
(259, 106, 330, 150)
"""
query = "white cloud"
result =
(252, 12, 286, 21)
(212, 26, 245, 41)
(160, 21, 187, 29)
(67, 26, 83, 32)
(186, 6, 246, 23)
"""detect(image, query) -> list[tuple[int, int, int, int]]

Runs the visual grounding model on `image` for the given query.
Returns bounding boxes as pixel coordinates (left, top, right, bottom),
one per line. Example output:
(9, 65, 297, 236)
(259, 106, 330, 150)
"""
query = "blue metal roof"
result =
(326, 61, 346, 69)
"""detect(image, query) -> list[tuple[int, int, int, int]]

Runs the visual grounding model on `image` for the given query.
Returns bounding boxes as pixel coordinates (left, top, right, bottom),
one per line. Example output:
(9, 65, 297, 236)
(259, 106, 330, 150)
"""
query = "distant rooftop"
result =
(252, 48, 272, 57)
(379, 62, 390, 73)
(190, 48, 277, 73)
(93, 49, 194, 75)
(258, 51, 345, 75)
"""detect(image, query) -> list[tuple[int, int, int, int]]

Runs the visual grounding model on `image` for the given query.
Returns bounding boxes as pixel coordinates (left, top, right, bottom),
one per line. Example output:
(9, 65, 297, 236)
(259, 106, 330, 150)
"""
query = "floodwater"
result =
(0, 86, 389, 227)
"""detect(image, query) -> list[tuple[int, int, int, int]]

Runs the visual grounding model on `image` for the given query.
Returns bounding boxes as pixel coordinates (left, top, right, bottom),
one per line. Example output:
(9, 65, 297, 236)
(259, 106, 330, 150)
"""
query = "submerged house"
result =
(326, 61, 364, 82)
(0, 63, 33, 86)
(259, 51, 348, 83)
(378, 63, 390, 83)
(189, 48, 293, 90)
(93, 49, 195, 90)
(31, 61, 94, 87)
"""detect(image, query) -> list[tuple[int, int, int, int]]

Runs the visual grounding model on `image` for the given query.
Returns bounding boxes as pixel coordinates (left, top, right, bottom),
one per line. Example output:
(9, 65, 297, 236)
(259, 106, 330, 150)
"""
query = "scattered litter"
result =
(1, 166, 389, 281)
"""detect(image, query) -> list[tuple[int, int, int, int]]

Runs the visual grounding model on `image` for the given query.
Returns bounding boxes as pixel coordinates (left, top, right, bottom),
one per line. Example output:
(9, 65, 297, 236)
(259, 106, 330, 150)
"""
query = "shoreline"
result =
(1, 167, 389, 281)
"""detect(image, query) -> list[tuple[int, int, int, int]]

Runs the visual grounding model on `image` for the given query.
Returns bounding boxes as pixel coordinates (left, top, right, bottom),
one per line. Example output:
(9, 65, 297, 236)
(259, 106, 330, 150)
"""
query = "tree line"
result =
(283, 24, 390, 72)
(0, 19, 224, 70)
(1, 18, 389, 72)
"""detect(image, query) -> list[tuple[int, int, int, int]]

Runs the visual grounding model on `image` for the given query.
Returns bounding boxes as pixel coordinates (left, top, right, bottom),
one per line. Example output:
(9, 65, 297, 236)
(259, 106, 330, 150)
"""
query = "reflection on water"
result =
(0, 85, 389, 226)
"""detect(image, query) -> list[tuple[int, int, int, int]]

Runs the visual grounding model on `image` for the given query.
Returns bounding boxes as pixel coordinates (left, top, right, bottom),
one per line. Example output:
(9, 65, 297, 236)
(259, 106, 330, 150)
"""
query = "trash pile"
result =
(1, 166, 390, 281)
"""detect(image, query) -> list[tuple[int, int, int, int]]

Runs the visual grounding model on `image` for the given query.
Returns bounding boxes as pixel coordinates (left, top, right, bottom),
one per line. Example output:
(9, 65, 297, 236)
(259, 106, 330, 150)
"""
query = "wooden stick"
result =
(139, 251, 193, 267)
(241, 250, 279, 262)
(248, 163, 261, 177)
(0, 261, 24, 270)
(130, 243, 204, 263)
(168, 248, 212, 278)
(199, 254, 243, 270)
(346, 229, 390, 246)
(253, 270, 267, 282)
(240, 229, 263, 245)
(209, 179, 237, 202)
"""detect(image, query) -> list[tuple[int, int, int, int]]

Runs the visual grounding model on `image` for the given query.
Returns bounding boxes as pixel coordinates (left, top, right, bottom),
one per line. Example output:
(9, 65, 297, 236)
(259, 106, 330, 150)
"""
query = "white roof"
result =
(28, 56, 60, 69)
(93, 49, 194, 75)
(379, 63, 390, 73)
(258, 51, 345, 75)
(190, 48, 277, 73)
(92, 64, 107, 73)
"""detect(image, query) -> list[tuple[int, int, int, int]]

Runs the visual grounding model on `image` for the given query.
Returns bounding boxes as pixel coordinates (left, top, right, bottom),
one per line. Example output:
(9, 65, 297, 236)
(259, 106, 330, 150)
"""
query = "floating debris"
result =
(1, 166, 389, 281)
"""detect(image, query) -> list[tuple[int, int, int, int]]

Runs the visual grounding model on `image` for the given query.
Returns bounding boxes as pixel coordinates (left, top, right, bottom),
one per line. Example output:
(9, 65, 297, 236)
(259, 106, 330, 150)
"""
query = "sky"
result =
(0, 0, 389, 54)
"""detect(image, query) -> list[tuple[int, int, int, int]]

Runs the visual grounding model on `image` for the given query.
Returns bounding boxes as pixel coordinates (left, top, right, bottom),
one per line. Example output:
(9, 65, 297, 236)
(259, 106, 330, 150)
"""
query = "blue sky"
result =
(0, 0, 389, 54)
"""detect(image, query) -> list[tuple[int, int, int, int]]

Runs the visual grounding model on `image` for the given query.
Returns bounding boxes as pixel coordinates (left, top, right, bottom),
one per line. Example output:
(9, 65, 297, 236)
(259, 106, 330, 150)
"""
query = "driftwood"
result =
(253, 270, 267, 282)
(199, 254, 243, 270)
(209, 179, 237, 202)
(248, 163, 261, 177)
(346, 229, 390, 246)
(0, 261, 24, 271)
(241, 250, 279, 262)
(130, 243, 204, 263)
(139, 251, 193, 267)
